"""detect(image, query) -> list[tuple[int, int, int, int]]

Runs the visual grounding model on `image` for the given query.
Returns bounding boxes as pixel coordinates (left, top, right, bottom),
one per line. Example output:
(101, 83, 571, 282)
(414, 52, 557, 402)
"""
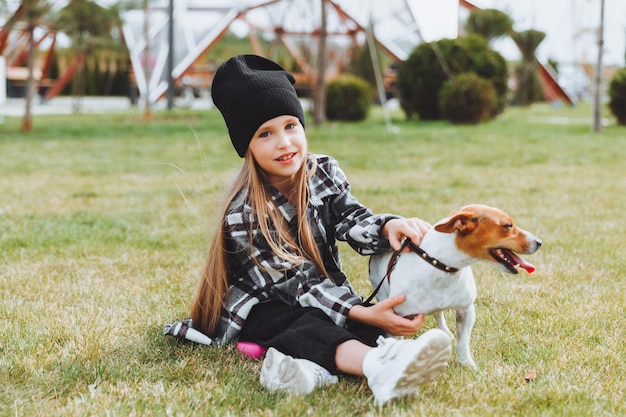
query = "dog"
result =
(369, 204, 542, 369)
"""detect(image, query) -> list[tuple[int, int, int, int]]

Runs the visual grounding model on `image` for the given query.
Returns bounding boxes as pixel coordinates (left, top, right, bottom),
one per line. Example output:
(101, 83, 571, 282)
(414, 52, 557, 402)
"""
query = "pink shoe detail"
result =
(237, 342, 267, 359)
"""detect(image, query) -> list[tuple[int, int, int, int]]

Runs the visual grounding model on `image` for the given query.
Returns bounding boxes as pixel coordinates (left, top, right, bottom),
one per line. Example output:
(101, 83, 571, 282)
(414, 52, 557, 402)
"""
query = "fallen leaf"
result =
(524, 369, 537, 382)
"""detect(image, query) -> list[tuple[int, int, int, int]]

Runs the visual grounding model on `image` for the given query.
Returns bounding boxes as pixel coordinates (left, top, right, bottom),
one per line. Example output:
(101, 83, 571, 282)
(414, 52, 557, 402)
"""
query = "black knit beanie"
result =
(211, 55, 306, 158)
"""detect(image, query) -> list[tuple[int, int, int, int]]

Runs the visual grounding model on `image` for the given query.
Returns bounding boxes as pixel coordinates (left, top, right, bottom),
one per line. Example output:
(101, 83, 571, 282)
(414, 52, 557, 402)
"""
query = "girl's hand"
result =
(348, 295, 424, 337)
(383, 217, 431, 251)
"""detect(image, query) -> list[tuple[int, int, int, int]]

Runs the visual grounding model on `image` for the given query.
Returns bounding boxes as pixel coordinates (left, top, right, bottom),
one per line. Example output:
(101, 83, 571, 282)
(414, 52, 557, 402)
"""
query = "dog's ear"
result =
(435, 212, 478, 234)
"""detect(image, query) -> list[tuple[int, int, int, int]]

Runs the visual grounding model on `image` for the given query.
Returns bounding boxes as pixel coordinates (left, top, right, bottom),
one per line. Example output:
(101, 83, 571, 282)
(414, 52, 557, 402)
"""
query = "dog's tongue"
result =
(508, 251, 536, 274)
(519, 262, 535, 274)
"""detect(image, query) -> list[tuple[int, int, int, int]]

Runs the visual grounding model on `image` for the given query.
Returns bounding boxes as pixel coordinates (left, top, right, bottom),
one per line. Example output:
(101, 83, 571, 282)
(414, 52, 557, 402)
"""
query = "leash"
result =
(364, 238, 459, 305)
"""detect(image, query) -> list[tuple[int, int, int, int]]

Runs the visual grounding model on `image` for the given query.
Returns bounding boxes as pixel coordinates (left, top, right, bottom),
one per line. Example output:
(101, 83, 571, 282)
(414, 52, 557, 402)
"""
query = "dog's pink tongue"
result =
(520, 262, 535, 274)
(510, 252, 535, 274)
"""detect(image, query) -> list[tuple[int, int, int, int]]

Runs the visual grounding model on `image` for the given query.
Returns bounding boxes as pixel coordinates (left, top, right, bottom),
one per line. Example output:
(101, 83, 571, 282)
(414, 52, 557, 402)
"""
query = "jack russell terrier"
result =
(368, 204, 542, 369)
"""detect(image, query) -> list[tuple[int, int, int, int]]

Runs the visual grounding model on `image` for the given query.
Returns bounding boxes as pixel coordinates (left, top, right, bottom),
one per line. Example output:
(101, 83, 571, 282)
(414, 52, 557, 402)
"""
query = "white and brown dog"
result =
(369, 204, 542, 369)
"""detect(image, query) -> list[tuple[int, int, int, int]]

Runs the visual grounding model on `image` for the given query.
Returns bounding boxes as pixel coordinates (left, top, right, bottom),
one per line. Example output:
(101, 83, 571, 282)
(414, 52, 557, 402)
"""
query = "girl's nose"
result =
(276, 133, 291, 147)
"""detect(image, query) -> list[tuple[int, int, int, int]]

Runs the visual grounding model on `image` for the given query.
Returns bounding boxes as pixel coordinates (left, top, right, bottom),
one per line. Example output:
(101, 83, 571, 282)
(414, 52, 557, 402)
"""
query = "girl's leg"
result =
(334, 339, 371, 376)
(260, 347, 338, 395)
(241, 302, 452, 404)
(240, 301, 381, 373)
(355, 329, 453, 406)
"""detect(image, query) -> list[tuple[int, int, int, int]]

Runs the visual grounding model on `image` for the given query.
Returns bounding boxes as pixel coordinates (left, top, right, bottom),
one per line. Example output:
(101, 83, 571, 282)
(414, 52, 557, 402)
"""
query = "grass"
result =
(1, 102, 625, 416)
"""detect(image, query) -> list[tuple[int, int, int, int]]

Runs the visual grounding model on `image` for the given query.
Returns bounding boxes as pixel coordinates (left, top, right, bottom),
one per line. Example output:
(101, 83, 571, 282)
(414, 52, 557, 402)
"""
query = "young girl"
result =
(190, 54, 451, 405)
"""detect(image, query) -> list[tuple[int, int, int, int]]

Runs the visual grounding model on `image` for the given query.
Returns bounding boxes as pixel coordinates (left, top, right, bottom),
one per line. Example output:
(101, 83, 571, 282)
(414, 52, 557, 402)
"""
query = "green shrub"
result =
(396, 34, 508, 121)
(511, 29, 547, 106)
(325, 75, 373, 121)
(608, 67, 626, 125)
(438, 72, 497, 124)
(465, 8, 513, 42)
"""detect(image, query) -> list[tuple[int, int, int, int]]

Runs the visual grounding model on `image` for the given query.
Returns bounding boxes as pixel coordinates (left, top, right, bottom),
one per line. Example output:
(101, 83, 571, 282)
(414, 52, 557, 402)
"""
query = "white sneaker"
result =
(260, 347, 339, 395)
(363, 329, 452, 405)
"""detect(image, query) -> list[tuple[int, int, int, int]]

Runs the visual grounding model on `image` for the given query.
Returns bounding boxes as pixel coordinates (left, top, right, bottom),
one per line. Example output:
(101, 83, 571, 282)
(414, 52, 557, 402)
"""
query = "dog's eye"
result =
(504, 224, 513, 230)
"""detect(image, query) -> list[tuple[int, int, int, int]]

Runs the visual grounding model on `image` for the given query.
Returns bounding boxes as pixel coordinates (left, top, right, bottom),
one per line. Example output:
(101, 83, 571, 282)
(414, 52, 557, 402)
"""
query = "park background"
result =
(1, 1, 626, 416)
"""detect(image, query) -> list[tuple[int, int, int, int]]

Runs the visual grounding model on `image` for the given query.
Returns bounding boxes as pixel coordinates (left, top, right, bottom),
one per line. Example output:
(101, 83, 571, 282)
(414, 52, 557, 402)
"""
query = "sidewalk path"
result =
(0, 96, 214, 117)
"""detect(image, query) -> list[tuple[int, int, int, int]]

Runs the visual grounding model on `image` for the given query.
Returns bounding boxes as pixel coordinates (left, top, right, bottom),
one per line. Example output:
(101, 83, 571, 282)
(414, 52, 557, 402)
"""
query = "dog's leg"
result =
(434, 311, 453, 339)
(455, 304, 477, 369)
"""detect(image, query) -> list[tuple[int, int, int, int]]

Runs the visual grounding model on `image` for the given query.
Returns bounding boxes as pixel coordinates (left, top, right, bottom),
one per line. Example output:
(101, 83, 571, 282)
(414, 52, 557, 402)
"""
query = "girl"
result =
(190, 54, 451, 405)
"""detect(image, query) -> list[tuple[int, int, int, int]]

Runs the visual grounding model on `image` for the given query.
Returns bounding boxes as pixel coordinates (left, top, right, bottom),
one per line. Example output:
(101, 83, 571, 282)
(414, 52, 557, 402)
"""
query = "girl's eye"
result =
(258, 131, 271, 138)
(285, 123, 296, 130)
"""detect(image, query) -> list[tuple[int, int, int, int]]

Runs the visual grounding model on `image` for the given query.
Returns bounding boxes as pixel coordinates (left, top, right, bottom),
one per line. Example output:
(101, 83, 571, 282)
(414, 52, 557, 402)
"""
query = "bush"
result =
(465, 8, 513, 42)
(325, 75, 373, 121)
(510, 29, 547, 106)
(438, 72, 497, 124)
(608, 67, 626, 125)
(396, 34, 508, 121)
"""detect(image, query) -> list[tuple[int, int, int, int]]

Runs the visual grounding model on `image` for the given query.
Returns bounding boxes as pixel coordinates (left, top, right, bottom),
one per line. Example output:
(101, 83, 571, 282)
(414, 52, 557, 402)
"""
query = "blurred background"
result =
(1, 0, 624, 126)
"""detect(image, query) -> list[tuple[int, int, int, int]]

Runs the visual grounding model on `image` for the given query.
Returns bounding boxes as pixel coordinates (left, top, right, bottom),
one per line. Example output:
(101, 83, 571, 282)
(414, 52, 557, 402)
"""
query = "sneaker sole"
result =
(261, 349, 315, 395)
(389, 330, 452, 400)
(278, 356, 314, 394)
(260, 348, 282, 390)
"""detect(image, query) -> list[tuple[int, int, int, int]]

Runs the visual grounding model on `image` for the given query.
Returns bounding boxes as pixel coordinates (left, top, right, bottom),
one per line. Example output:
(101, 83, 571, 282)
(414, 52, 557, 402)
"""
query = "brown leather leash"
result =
(364, 238, 459, 305)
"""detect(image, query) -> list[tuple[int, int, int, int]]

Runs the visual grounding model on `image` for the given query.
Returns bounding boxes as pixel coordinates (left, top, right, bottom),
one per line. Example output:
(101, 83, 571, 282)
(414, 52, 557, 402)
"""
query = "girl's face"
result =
(248, 115, 307, 188)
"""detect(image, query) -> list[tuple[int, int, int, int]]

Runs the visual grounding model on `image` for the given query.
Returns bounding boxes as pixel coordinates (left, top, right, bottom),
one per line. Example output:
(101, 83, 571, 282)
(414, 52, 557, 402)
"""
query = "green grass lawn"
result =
(1, 102, 625, 416)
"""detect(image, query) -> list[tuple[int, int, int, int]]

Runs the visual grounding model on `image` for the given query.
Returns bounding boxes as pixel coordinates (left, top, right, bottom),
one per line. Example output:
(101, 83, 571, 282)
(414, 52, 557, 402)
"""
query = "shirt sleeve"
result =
(321, 157, 400, 255)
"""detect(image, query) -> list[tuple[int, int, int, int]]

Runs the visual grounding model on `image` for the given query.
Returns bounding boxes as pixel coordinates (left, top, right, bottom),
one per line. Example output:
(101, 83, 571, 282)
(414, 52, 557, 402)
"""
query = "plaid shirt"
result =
(214, 154, 398, 344)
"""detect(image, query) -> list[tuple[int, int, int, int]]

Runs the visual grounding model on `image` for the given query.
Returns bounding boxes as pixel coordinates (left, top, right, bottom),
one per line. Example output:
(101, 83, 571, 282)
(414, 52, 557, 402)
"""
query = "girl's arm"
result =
(348, 294, 425, 336)
(317, 158, 398, 254)
(322, 158, 431, 253)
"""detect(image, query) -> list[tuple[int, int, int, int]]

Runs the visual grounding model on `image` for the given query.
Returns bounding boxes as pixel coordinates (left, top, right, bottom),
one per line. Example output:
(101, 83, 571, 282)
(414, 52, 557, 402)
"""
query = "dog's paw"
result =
(457, 358, 478, 370)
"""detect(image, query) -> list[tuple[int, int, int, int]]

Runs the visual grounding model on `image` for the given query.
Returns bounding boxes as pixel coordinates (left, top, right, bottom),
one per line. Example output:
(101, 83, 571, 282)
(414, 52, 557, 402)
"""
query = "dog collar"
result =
(364, 238, 458, 305)
(403, 238, 459, 274)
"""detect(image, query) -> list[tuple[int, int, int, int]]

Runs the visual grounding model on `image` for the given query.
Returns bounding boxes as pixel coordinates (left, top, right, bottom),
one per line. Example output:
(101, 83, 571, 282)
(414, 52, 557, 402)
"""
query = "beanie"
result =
(210, 55, 306, 158)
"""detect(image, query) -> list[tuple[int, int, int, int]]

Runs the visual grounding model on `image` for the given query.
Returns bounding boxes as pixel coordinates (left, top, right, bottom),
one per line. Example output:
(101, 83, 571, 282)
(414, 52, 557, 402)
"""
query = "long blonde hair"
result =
(190, 152, 330, 336)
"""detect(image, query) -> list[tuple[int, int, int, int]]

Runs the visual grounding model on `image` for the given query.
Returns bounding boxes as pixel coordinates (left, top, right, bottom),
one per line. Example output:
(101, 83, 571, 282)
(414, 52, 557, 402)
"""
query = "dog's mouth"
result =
(490, 249, 535, 274)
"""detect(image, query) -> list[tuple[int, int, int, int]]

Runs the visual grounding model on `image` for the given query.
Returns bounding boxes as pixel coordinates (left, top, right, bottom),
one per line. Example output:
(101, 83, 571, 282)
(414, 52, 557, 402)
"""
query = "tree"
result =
(312, 0, 328, 125)
(141, 0, 152, 119)
(510, 29, 546, 106)
(593, 0, 605, 132)
(464, 8, 513, 42)
(55, 0, 116, 112)
(18, 0, 53, 131)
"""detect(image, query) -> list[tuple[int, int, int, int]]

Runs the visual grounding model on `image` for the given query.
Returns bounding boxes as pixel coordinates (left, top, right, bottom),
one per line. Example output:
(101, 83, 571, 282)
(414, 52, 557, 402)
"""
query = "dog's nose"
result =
(536, 239, 542, 248)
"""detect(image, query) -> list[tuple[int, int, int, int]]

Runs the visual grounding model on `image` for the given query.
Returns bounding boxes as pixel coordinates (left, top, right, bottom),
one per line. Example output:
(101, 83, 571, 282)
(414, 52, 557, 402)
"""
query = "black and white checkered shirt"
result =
(214, 154, 398, 343)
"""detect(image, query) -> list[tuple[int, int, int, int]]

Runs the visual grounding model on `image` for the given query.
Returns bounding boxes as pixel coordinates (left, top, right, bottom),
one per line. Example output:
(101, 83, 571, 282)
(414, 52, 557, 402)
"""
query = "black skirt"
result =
(238, 300, 384, 373)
